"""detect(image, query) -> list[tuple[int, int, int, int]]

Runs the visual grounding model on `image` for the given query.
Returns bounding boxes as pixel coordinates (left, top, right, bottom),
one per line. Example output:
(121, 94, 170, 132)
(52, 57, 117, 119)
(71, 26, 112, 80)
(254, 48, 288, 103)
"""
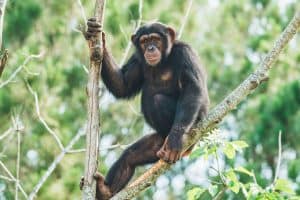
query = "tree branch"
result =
(82, 0, 106, 199)
(177, 0, 193, 39)
(111, 11, 300, 200)
(28, 126, 85, 200)
(27, 83, 65, 151)
(119, 0, 143, 66)
(0, 52, 44, 88)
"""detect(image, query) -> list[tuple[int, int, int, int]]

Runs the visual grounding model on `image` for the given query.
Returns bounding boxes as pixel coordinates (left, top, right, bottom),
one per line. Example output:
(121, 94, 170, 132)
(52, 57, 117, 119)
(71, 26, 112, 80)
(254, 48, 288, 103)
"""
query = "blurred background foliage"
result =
(0, 0, 299, 199)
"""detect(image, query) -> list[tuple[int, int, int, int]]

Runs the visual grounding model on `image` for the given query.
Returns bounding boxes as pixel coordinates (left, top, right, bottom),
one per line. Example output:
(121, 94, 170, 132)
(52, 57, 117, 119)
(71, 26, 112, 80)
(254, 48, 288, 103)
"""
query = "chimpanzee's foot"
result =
(94, 172, 112, 200)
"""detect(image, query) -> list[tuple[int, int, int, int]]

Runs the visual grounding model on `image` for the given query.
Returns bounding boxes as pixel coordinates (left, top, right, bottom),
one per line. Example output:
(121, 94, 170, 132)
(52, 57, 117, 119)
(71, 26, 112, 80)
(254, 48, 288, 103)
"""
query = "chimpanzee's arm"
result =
(167, 46, 209, 151)
(101, 48, 143, 98)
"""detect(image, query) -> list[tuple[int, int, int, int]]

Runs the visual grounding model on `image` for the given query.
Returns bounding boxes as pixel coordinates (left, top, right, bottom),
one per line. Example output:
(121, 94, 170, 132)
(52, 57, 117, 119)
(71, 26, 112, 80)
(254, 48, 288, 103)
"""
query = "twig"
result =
(0, 161, 28, 199)
(27, 83, 65, 151)
(0, 52, 44, 88)
(81, 64, 89, 74)
(111, 11, 300, 200)
(0, 175, 14, 182)
(178, 0, 193, 39)
(77, 0, 87, 33)
(28, 126, 85, 199)
(0, 126, 13, 140)
(15, 121, 21, 200)
(274, 131, 282, 182)
(77, 0, 87, 25)
(212, 187, 226, 200)
(119, 0, 143, 66)
(67, 143, 129, 154)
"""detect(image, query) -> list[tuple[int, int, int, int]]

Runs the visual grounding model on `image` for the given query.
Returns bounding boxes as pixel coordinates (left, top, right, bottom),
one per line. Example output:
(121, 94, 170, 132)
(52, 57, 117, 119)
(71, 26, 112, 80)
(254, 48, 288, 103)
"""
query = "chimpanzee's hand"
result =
(85, 18, 102, 40)
(156, 136, 182, 163)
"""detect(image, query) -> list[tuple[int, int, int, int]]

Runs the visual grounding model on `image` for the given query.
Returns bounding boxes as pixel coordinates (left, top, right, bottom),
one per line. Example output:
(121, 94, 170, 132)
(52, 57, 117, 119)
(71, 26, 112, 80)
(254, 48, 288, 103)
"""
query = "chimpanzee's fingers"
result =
(175, 152, 181, 162)
(85, 31, 99, 38)
(87, 21, 102, 28)
(87, 27, 101, 33)
(156, 149, 165, 158)
(169, 152, 177, 163)
(166, 153, 174, 164)
(88, 17, 96, 22)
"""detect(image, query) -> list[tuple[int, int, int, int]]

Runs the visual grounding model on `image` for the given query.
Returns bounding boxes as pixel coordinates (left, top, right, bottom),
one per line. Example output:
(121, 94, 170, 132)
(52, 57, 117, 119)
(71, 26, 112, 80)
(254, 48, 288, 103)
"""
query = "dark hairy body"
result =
(82, 19, 209, 200)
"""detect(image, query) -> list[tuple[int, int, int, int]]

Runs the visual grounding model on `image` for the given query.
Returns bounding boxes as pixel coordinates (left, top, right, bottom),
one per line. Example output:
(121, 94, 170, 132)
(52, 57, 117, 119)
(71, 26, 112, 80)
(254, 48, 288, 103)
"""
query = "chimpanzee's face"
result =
(131, 23, 176, 67)
(139, 33, 163, 66)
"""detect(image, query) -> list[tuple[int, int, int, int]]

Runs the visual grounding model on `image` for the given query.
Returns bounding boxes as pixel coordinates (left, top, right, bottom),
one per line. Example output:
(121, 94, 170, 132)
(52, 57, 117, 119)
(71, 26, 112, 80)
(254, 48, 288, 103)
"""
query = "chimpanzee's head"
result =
(131, 22, 176, 66)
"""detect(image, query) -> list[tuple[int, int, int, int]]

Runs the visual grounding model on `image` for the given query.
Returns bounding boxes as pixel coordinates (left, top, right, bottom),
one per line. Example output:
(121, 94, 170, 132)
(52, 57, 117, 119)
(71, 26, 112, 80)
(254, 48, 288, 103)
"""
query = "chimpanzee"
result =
(83, 18, 209, 199)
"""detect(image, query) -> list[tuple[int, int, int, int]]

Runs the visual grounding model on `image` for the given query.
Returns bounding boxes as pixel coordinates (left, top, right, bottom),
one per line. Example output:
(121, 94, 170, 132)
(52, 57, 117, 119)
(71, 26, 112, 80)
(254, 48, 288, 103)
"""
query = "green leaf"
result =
(274, 179, 295, 195)
(187, 187, 205, 200)
(234, 166, 254, 177)
(198, 190, 213, 200)
(189, 147, 205, 160)
(208, 185, 218, 197)
(223, 143, 236, 159)
(226, 170, 240, 194)
(231, 140, 249, 151)
(207, 145, 217, 155)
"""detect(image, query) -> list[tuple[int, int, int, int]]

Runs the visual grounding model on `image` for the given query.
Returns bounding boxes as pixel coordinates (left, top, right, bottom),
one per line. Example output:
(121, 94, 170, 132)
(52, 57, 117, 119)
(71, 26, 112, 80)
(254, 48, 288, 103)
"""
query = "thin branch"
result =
(178, 0, 193, 39)
(111, 11, 300, 200)
(0, 126, 13, 140)
(15, 122, 21, 200)
(0, 52, 44, 88)
(68, 143, 129, 154)
(119, 0, 143, 66)
(28, 126, 85, 200)
(274, 131, 282, 182)
(0, 174, 14, 182)
(77, 0, 87, 33)
(77, 0, 87, 25)
(27, 83, 65, 151)
(0, 161, 28, 199)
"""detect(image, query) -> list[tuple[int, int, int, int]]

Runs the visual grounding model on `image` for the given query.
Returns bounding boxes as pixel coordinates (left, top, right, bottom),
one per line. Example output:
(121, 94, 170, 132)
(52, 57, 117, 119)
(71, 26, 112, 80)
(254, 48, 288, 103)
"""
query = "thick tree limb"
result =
(82, 0, 106, 199)
(111, 11, 300, 200)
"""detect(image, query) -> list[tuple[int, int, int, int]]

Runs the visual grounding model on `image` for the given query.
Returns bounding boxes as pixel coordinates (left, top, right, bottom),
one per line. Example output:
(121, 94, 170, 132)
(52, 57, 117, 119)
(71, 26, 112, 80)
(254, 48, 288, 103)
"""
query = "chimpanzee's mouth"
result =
(145, 51, 161, 66)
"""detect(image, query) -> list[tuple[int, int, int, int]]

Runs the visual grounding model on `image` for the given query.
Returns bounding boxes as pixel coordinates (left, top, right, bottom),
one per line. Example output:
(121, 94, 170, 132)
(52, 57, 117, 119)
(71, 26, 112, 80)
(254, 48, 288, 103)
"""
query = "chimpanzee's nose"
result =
(147, 45, 155, 51)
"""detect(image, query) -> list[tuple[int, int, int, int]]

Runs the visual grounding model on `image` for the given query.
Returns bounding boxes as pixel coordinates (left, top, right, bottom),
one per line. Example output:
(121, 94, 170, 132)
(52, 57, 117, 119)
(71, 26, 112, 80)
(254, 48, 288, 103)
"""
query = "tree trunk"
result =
(82, 0, 106, 199)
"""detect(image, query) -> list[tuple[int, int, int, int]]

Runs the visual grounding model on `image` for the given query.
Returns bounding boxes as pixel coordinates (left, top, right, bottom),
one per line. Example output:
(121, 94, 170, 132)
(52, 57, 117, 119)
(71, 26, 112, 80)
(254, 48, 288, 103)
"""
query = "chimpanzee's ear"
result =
(167, 27, 176, 43)
(131, 34, 137, 44)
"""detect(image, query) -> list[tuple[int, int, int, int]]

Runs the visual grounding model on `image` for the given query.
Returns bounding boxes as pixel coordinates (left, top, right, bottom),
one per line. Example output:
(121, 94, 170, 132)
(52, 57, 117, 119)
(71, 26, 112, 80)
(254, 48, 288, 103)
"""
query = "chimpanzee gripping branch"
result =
(82, 0, 106, 199)
(111, 11, 300, 200)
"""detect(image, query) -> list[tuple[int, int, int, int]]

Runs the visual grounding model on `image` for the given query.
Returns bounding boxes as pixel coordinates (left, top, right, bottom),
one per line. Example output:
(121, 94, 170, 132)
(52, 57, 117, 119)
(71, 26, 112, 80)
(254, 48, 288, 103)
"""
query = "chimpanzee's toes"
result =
(94, 172, 105, 182)
(79, 176, 84, 190)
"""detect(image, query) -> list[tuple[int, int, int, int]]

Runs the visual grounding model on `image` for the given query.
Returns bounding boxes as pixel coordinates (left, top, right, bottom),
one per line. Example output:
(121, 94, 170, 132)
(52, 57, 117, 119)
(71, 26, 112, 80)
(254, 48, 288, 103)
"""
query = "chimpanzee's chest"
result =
(142, 65, 180, 95)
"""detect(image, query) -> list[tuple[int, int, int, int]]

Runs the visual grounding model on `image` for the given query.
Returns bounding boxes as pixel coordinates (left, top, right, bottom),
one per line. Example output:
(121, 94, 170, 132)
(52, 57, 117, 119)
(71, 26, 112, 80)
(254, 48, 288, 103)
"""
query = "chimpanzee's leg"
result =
(104, 133, 165, 195)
